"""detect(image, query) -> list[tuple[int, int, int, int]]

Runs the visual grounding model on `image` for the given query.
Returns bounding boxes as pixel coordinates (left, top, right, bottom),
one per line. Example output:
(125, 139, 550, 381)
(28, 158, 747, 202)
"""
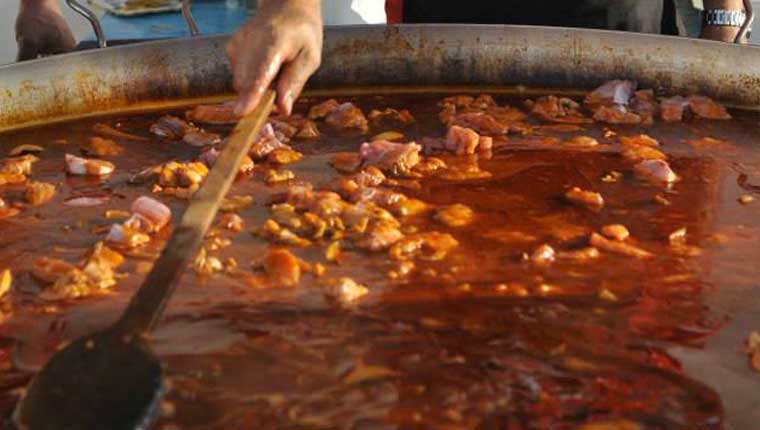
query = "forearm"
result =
(701, 0, 748, 42)
(256, 0, 321, 11)
(20, 0, 59, 12)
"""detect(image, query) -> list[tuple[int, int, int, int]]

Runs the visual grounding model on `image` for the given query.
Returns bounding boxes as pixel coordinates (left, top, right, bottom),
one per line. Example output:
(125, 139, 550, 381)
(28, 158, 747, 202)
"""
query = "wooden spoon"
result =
(13, 91, 275, 430)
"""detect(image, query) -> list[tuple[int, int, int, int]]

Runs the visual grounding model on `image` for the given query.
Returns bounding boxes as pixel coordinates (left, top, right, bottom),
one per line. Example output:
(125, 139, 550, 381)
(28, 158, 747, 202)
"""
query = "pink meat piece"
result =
(199, 148, 254, 174)
(687, 95, 731, 120)
(325, 102, 369, 132)
(185, 102, 240, 124)
(359, 140, 421, 175)
(131, 196, 171, 232)
(351, 187, 407, 208)
(660, 96, 690, 122)
(449, 111, 508, 135)
(308, 99, 340, 120)
(445, 125, 492, 155)
(249, 123, 290, 160)
(592, 105, 642, 125)
(446, 125, 480, 155)
(634, 159, 678, 185)
(149, 115, 197, 139)
(584, 80, 637, 108)
(182, 130, 221, 147)
(630, 89, 657, 124)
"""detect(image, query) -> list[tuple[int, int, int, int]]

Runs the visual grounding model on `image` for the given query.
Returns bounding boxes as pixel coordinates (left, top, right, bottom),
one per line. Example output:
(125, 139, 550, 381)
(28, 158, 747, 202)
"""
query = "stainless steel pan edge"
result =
(2, 24, 760, 131)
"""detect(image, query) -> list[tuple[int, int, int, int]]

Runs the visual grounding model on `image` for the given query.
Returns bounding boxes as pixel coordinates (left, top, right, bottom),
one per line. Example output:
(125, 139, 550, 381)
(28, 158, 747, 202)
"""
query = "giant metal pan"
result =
(0, 25, 759, 429)
(2, 25, 760, 131)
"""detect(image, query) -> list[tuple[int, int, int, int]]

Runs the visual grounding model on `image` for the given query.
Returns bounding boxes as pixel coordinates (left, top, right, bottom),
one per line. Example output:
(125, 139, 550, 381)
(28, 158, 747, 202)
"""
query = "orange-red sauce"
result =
(0, 92, 759, 429)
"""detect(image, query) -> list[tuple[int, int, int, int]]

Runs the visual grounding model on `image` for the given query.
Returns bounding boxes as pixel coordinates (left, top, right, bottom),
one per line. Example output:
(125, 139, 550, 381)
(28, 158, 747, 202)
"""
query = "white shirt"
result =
(322, 0, 387, 25)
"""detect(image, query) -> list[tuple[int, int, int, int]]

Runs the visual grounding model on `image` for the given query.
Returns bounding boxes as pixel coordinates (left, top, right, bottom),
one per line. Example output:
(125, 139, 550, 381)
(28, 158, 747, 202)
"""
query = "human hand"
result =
(226, 0, 323, 115)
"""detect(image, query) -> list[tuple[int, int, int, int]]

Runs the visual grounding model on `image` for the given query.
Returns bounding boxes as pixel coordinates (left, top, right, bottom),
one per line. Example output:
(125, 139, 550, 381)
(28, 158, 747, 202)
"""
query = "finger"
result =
(234, 50, 284, 116)
(16, 36, 41, 61)
(275, 50, 320, 115)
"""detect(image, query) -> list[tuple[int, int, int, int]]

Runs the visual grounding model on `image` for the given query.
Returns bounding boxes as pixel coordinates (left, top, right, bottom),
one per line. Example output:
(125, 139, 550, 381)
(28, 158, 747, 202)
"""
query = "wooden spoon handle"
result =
(116, 91, 275, 336)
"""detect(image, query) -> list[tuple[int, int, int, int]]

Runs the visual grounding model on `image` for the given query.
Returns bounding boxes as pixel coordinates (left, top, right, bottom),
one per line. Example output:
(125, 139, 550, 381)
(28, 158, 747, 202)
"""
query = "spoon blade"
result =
(14, 332, 163, 430)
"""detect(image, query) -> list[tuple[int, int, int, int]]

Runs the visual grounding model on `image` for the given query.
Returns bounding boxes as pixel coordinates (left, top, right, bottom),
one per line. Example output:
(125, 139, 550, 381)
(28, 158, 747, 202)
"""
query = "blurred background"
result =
(0, 0, 758, 65)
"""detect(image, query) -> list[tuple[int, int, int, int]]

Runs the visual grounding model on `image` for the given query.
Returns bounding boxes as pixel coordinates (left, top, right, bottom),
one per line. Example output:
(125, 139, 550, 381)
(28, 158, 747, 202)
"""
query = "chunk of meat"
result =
(434, 204, 474, 227)
(149, 115, 196, 139)
(0, 198, 19, 219)
(325, 277, 369, 306)
(590, 232, 653, 258)
(193, 247, 223, 276)
(325, 102, 369, 132)
(584, 80, 636, 108)
(359, 140, 421, 175)
(530, 96, 591, 124)
(63, 196, 109, 207)
(445, 125, 493, 155)
(2, 154, 38, 176)
(249, 123, 290, 160)
(271, 115, 321, 139)
(564, 187, 604, 211)
(199, 148, 254, 174)
(368, 108, 415, 125)
(633, 159, 678, 184)
(353, 167, 387, 188)
(105, 224, 151, 248)
(185, 101, 239, 124)
(351, 187, 408, 210)
(308, 99, 340, 120)
(219, 213, 244, 232)
(263, 248, 301, 287)
(84, 137, 124, 156)
(601, 224, 630, 241)
(268, 148, 304, 165)
(622, 145, 666, 163)
(31, 257, 76, 284)
(389, 232, 459, 261)
(330, 152, 362, 173)
(130, 196, 171, 233)
(531, 244, 556, 264)
(355, 219, 404, 251)
(592, 105, 642, 124)
(449, 111, 508, 135)
(25, 181, 56, 206)
(182, 130, 221, 147)
(660, 96, 690, 122)
(65, 154, 114, 176)
(584, 81, 643, 124)
(39, 242, 124, 300)
(620, 134, 659, 148)
(630, 89, 658, 124)
(688, 95, 731, 120)
(291, 115, 321, 138)
(412, 157, 447, 176)
(158, 161, 208, 188)
(620, 135, 665, 162)
(269, 118, 298, 141)
(265, 169, 295, 184)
